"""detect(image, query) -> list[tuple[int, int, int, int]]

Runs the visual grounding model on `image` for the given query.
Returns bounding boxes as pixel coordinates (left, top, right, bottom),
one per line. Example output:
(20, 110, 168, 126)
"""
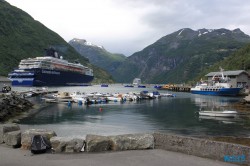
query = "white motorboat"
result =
(107, 96, 123, 102)
(70, 91, 87, 103)
(199, 110, 237, 118)
(53, 92, 73, 102)
(161, 93, 176, 97)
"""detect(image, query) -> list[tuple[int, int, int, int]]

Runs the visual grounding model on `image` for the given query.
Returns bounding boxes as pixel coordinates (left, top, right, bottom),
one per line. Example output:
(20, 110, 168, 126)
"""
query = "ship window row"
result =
(19, 58, 91, 74)
(201, 88, 221, 91)
(10, 75, 34, 78)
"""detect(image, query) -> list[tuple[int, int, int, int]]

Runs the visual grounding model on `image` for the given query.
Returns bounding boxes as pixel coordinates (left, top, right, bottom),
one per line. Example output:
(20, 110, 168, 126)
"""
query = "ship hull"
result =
(191, 88, 242, 96)
(9, 68, 94, 86)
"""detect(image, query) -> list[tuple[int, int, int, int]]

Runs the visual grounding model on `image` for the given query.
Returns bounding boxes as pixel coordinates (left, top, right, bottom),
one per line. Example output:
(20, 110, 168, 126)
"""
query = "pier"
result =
(159, 84, 191, 92)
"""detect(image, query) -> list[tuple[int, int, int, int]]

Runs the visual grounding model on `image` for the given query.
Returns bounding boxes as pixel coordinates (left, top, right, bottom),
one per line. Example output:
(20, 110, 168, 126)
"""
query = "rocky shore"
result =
(0, 93, 33, 122)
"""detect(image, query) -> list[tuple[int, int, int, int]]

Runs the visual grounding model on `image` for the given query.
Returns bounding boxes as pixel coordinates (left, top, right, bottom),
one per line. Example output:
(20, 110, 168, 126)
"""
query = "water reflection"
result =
(192, 94, 243, 121)
(198, 115, 238, 124)
(192, 94, 239, 108)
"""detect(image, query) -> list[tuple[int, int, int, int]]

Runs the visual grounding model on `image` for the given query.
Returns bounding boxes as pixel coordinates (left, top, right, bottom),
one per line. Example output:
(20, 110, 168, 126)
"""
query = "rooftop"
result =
(205, 70, 249, 77)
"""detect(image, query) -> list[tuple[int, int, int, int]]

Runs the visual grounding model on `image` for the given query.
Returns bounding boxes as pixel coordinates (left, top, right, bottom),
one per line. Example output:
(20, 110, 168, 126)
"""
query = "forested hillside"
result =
(0, 1, 114, 83)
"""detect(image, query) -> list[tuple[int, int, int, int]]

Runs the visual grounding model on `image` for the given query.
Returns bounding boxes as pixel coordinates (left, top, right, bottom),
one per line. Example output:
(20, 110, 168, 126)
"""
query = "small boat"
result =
(148, 91, 161, 98)
(199, 110, 237, 118)
(70, 91, 87, 103)
(122, 93, 140, 101)
(124, 85, 134, 88)
(161, 93, 176, 97)
(101, 84, 108, 87)
(154, 85, 162, 89)
(53, 92, 73, 102)
(106, 96, 123, 102)
(140, 91, 154, 99)
(43, 98, 57, 103)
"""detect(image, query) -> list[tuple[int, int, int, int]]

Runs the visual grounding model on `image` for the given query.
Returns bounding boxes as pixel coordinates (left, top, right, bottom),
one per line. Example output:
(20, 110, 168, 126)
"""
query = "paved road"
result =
(0, 145, 237, 166)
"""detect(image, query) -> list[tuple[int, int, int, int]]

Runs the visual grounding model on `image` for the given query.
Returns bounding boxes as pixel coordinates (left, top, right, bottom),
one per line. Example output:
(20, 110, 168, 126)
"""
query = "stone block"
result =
(4, 130, 21, 148)
(85, 135, 111, 152)
(21, 129, 56, 150)
(50, 137, 84, 153)
(0, 124, 20, 143)
(109, 133, 154, 151)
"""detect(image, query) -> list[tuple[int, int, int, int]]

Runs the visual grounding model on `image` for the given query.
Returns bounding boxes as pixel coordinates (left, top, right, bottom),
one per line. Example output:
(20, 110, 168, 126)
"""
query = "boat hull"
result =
(199, 111, 237, 118)
(191, 88, 241, 96)
(9, 68, 94, 86)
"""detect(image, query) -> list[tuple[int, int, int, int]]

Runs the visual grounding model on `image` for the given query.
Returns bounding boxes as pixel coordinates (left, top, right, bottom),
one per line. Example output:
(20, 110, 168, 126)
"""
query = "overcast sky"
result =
(5, 0, 250, 56)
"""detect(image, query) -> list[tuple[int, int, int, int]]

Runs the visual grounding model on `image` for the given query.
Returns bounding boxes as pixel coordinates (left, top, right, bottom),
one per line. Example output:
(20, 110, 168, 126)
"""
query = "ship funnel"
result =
(45, 48, 59, 58)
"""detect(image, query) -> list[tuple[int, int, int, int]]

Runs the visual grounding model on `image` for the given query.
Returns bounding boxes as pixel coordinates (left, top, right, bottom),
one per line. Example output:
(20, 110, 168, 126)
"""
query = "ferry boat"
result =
(8, 48, 94, 86)
(191, 68, 242, 96)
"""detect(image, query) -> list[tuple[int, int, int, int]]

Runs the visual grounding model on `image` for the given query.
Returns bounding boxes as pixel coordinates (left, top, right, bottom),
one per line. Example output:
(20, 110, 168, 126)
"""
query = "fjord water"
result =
(15, 85, 250, 138)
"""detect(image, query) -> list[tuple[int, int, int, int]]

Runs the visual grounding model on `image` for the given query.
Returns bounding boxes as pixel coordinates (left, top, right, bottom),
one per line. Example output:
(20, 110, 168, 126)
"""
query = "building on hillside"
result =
(205, 70, 250, 88)
(0, 76, 11, 92)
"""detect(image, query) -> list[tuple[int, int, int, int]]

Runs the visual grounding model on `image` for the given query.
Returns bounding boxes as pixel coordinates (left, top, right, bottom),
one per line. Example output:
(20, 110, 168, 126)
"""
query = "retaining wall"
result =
(153, 133, 250, 165)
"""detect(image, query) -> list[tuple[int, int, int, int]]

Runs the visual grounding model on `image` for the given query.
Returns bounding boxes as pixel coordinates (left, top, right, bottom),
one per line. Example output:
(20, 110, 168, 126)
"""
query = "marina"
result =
(12, 84, 250, 138)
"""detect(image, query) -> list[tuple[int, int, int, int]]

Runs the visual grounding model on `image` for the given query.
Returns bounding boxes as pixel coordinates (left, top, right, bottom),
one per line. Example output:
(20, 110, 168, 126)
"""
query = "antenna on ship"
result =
(219, 66, 225, 80)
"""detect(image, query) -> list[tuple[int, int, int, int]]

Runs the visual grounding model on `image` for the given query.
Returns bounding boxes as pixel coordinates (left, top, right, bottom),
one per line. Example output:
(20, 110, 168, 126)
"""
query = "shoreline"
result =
(7, 102, 52, 123)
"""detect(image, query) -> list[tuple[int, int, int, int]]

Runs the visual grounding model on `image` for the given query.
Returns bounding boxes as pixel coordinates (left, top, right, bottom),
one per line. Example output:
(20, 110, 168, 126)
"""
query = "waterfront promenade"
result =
(0, 145, 237, 166)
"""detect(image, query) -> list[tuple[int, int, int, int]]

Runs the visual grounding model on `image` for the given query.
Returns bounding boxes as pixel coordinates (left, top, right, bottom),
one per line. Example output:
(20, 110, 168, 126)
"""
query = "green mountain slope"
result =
(113, 28, 250, 84)
(0, 1, 113, 83)
(197, 43, 250, 81)
(69, 38, 126, 75)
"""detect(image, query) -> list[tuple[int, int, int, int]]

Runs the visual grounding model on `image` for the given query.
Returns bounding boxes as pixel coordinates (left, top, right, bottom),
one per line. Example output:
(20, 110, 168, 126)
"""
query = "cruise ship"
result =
(8, 48, 94, 86)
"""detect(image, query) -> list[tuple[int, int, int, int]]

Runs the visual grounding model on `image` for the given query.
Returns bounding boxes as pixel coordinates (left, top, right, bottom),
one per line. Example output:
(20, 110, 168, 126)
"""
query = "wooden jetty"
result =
(159, 84, 191, 92)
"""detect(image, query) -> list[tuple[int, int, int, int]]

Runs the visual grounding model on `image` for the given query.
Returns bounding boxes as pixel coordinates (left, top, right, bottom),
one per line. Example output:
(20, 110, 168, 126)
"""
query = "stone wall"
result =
(1, 124, 250, 165)
(153, 133, 250, 165)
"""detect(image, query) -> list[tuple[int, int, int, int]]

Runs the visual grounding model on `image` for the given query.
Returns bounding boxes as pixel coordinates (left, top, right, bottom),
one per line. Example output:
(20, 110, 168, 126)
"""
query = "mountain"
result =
(69, 38, 126, 75)
(0, 1, 114, 83)
(112, 28, 250, 84)
(198, 42, 250, 81)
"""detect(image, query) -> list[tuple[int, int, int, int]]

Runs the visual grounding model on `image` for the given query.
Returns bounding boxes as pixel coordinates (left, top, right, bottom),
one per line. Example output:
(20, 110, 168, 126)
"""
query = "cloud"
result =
(5, 0, 250, 56)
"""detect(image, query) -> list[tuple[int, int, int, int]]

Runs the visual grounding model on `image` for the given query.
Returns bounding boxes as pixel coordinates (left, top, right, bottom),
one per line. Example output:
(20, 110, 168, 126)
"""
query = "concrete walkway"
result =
(0, 145, 237, 166)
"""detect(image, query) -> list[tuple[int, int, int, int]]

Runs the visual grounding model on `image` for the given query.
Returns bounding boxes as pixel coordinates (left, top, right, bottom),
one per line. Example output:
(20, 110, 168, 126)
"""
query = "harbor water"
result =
(14, 85, 250, 138)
